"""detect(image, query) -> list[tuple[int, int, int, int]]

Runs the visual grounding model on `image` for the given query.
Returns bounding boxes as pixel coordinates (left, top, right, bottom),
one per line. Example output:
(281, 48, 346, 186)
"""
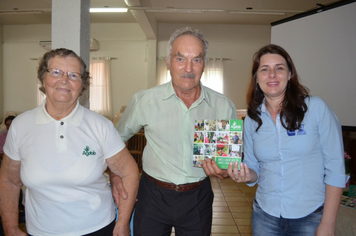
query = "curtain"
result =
(156, 57, 170, 85)
(201, 58, 224, 94)
(156, 57, 224, 94)
(89, 59, 113, 119)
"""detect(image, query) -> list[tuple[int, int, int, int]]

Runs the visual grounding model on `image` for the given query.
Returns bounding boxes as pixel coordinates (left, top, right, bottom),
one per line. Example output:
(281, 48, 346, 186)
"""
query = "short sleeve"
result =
(3, 123, 21, 161)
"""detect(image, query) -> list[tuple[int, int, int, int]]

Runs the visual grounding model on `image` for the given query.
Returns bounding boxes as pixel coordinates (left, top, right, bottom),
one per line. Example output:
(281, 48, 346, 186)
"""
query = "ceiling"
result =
(0, 0, 339, 38)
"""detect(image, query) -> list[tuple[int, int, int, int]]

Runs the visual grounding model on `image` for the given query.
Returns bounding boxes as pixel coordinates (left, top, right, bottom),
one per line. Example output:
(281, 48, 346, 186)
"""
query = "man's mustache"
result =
(181, 73, 195, 78)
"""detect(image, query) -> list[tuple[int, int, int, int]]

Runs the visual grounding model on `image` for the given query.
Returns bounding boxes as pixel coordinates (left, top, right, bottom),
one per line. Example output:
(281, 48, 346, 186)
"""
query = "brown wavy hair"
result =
(37, 48, 90, 95)
(246, 44, 309, 132)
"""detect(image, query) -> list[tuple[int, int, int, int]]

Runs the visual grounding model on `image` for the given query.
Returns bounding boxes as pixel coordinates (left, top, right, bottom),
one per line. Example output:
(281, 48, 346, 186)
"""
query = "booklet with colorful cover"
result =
(193, 119, 243, 169)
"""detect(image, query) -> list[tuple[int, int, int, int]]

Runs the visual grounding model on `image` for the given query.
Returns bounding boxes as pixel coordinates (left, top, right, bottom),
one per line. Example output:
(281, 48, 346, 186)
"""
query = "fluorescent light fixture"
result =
(0, 10, 43, 14)
(145, 9, 202, 13)
(204, 9, 226, 13)
(90, 8, 128, 13)
(228, 11, 285, 15)
(128, 7, 301, 15)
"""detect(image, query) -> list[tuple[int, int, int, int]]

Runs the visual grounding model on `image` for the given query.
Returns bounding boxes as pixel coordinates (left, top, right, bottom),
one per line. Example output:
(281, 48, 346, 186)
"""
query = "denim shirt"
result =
(243, 96, 345, 218)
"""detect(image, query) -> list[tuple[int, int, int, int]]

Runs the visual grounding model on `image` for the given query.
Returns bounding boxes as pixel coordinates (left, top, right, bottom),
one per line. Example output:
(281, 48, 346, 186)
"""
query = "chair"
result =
(112, 105, 127, 127)
(236, 109, 247, 121)
(126, 131, 146, 171)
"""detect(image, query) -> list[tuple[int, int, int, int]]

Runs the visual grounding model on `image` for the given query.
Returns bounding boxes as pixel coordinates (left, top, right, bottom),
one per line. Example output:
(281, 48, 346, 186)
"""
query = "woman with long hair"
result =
(228, 44, 345, 236)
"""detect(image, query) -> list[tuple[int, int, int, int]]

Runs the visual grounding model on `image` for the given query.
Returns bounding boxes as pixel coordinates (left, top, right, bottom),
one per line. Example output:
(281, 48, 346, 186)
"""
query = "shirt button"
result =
(60, 122, 64, 125)
(60, 135, 64, 139)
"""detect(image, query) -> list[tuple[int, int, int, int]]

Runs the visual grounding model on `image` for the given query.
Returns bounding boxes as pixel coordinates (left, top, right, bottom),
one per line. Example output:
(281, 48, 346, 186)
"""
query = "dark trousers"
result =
(133, 173, 213, 236)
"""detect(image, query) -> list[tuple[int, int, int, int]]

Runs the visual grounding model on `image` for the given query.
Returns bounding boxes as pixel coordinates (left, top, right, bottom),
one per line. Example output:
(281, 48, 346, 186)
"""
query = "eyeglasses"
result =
(47, 68, 82, 81)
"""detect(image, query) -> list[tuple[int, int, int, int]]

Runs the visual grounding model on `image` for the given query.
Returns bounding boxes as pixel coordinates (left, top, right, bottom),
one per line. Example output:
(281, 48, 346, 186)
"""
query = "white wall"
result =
(158, 23, 271, 109)
(2, 23, 148, 118)
(90, 23, 148, 117)
(0, 25, 3, 120)
(2, 24, 50, 115)
(2, 22, 271, 119)
(271, 2, 356, 127)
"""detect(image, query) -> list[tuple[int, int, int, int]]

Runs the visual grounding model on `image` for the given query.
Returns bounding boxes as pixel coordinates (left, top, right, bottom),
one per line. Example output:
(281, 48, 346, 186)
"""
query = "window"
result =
(201, 58, 224, 94)
(156, 58, 170, 85)
(89, 59, 113, 119)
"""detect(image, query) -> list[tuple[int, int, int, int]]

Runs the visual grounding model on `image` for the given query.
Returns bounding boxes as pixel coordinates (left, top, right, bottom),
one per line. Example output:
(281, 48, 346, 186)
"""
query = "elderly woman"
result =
(227, 44, 345, 235)
(0, 48, 139, 236)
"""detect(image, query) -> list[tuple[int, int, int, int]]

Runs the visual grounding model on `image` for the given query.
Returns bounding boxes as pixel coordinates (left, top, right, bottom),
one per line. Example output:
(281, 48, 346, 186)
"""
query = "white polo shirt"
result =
(4, 100, 125, 236)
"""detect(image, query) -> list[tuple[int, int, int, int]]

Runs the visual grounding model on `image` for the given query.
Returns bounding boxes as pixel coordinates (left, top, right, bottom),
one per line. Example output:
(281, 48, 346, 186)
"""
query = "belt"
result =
(313, 205, 324, 213)
(144, 172, 205, 192)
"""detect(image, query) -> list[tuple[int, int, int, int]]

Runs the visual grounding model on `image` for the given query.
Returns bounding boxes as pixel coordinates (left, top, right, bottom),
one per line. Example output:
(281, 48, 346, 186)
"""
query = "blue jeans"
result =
(252, 199, 323, 236)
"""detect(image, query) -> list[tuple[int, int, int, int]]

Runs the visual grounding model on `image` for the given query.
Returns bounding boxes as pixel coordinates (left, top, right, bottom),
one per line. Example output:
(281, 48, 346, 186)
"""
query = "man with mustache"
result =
(115, 27, 237, 236)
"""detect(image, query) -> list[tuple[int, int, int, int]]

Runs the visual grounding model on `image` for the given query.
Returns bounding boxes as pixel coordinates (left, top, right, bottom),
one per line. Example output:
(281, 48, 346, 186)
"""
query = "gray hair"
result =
(166, 26, 209, 66)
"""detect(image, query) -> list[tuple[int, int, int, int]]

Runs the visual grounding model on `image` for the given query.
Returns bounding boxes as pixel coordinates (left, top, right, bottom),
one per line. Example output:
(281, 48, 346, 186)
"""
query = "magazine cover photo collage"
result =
(193, 119, 243, 169)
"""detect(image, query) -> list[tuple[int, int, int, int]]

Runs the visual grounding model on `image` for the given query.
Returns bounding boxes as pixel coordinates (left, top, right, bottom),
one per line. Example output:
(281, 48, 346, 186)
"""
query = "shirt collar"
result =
(260, 98, 268, 113)
(200, 84, 213, 108)
(162, 81, 213, 108)
(162, 81, 176, 100)
(36, 99, 83, 126)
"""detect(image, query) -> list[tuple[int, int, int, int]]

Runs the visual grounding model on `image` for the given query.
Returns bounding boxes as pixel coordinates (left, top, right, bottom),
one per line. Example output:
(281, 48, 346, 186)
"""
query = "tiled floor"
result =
(171, 177, 257, 236)
(19, 222, 27, 233)
(18, 177, 257, 236)
(211, 177, 257, 236)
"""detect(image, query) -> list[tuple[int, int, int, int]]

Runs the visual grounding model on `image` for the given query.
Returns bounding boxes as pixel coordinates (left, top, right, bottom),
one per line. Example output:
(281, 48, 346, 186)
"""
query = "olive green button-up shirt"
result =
(117, 81, 237, 184)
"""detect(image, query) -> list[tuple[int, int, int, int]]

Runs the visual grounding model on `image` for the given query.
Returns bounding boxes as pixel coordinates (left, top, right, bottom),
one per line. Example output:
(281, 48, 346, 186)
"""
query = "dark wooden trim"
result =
(271, 0, 356, 26)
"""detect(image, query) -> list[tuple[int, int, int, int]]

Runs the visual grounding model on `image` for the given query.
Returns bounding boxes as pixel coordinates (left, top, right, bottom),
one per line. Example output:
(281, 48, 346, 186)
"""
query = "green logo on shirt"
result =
(82, 146, 96, 156)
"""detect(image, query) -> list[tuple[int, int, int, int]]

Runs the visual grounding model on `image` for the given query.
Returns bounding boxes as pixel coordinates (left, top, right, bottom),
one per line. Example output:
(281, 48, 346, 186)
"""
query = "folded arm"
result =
(106, 147, 139, 236)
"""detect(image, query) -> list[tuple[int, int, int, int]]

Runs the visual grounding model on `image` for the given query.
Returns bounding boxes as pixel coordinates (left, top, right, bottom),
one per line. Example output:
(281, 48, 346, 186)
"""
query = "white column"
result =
(52, 0, 90, 108)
